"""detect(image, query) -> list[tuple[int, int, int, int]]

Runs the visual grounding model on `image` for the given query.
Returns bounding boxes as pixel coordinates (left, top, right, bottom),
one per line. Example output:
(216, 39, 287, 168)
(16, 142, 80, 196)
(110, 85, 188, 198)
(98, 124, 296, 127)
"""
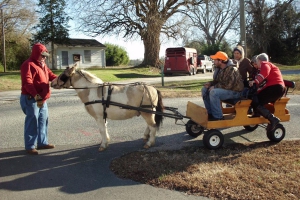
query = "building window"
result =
(84, 50, 91, 63)
(62, 51, 68, 66)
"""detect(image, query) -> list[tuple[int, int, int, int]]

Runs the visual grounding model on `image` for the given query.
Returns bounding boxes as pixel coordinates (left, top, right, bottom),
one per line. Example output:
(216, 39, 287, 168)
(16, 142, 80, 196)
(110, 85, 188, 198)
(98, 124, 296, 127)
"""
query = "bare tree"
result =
(246, 0, 294, 53)
(0, 0, 37, 70)
(71, 0, 205, 67)
(185, 0, 240, 46)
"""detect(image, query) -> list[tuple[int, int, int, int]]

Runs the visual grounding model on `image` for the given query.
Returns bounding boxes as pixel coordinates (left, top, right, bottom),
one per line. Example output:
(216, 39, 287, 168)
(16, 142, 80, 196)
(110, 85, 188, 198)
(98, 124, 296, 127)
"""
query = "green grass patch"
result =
(0, 67, 299, 93)
(155, 80, 208, 91)
(273, 63, 300, 70)
(0, 67, 161, 91)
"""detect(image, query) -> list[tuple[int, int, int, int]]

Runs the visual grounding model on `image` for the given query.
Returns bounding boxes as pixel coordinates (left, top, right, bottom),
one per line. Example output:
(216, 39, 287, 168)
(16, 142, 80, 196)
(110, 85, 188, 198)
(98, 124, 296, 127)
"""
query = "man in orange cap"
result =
(201, 51, 244, 120)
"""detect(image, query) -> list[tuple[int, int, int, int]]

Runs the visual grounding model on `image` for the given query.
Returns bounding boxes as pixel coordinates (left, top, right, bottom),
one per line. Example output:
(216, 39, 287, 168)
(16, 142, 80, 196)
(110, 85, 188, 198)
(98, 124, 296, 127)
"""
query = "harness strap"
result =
(84, 100, 184, 120)
(141, 84, 155, 109)
(106, 85, 114, 108)
(101, 84, 114, 122)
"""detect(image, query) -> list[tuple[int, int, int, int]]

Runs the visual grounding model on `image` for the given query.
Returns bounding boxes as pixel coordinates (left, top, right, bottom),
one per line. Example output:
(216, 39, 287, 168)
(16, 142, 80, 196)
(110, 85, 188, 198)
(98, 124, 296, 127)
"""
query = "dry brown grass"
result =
(110, 140, 300, 199)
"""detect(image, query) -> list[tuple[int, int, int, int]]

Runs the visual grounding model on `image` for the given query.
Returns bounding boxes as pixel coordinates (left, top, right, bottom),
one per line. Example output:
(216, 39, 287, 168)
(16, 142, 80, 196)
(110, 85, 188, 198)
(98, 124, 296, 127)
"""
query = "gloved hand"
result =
(34, 94, 43, 108)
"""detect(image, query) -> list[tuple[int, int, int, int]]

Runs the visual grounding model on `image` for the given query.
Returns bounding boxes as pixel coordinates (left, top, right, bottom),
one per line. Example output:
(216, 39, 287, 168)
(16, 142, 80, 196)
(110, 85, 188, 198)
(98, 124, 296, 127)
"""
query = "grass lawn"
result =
(0, 66, 299, 95)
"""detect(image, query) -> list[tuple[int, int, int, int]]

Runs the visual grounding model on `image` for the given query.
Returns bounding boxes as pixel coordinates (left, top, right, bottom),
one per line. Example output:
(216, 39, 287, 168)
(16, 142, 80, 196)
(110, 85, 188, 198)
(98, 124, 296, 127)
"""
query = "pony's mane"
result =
(80, 69, 103, 84)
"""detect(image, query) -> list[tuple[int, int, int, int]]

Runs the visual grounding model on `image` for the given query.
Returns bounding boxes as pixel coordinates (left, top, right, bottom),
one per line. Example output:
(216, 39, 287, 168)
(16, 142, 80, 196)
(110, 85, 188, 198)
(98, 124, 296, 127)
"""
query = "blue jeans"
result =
(20, 94, 49, 150)
(202, 87, 242, 119)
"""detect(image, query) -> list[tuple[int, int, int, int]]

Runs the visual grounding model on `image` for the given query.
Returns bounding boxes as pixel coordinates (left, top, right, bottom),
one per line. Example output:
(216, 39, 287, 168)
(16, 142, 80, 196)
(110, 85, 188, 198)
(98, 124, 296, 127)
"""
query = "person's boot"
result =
(249, 109, 260, 118)
(266, 114, 280, 131)
(256, 105, 280, 131)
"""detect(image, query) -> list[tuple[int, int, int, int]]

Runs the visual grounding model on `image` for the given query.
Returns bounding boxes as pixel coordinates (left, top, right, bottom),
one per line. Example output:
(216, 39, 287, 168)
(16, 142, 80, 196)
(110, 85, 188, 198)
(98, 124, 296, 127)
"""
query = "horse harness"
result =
(58, 70, 156, 122)
(84, 82, 156, 122)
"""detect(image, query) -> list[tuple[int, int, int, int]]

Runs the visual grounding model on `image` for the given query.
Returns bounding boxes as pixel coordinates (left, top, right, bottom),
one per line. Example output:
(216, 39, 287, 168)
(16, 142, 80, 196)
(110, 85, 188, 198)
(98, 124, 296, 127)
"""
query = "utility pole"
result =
(1, 7, 6, 72)
(239, 0, 246, 57)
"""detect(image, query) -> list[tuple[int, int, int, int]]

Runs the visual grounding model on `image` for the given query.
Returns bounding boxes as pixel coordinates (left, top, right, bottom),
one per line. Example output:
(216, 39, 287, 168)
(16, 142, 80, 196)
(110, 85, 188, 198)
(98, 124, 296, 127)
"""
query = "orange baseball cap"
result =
(210, 51, 228, 61)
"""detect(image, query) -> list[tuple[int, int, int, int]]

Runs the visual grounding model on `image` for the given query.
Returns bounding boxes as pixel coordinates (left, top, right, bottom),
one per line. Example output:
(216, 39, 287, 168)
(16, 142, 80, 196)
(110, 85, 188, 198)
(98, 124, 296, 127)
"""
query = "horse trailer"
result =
(164, 47, 198, 76)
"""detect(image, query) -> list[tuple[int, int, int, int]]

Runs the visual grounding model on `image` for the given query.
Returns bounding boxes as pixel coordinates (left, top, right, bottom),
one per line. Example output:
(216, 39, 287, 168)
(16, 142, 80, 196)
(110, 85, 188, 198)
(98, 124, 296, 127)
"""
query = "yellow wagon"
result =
(184, 80, 295, 150)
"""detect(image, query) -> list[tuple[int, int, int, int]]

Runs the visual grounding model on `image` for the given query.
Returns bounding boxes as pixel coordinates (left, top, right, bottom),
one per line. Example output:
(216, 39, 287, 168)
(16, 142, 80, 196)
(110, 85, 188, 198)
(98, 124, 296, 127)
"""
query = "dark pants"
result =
(251, 84, 285, 109)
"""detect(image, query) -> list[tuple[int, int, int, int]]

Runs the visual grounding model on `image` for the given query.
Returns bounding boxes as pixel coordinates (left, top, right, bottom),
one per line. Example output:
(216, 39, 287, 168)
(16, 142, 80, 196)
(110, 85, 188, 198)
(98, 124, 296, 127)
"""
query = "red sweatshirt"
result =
(254, 61, 284, 93)
(20, 43, 57, 101)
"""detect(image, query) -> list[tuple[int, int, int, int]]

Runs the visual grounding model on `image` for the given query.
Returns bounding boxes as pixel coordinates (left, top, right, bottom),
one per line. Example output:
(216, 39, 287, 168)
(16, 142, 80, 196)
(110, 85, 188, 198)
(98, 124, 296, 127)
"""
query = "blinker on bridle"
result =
(60, 74, 69, 82)
(56, 72, 72, 88)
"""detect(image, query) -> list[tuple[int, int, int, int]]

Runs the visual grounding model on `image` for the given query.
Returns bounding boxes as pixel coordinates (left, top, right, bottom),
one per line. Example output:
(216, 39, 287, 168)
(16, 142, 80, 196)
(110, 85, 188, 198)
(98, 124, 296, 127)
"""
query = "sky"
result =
(69, 32, 182, 60)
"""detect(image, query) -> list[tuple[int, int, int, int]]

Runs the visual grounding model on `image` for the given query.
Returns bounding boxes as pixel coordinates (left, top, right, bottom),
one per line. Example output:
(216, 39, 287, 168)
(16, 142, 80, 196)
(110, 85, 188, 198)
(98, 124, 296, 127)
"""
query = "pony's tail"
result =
(155, 89, 164, 129)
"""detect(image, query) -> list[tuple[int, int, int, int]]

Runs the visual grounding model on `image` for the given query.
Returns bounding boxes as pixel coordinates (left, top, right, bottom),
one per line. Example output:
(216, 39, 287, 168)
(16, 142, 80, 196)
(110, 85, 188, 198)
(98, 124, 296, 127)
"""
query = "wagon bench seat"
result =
(186, 97, 291, 129)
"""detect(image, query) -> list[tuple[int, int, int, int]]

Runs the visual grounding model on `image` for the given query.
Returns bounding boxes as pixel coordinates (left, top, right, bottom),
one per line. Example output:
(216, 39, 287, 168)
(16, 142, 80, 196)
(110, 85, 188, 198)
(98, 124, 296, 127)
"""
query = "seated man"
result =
(201, 51, 244, 121)
(248, 53, 285, 131)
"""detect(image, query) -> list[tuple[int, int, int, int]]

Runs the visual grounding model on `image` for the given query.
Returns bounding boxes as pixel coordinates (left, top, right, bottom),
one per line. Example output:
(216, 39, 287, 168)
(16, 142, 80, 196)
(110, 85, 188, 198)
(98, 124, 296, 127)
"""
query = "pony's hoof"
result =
(98, 147, 106, 152)
(143, 144, 150, 149)
(143, 139, 148, 143)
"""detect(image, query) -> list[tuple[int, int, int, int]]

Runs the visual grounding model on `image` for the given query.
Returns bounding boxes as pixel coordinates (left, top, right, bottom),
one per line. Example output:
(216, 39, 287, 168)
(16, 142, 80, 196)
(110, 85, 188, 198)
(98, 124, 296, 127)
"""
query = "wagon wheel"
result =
(266, 123, 285, 142)
(203, 129, 224, 150)
(185, 120, 203, 138)
(243, 124, 259, 131)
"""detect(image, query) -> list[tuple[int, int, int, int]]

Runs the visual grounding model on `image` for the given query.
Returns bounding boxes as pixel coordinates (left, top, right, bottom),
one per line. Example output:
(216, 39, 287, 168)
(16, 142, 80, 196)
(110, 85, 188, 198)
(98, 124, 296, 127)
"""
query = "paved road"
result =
(0, 73, 214, 200)
(1, 72, 299, 200)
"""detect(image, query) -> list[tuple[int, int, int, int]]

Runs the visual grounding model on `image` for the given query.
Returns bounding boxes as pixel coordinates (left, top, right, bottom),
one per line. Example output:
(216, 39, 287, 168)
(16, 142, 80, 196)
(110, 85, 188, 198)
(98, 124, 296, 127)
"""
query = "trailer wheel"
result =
(185, 120, 203, 137)
(202, 66, 206, 74)
(203, 129, 224, 150)
(189, 67, 194, 76)
(266, 123, 285, 142)
(243, 124, 259, 131)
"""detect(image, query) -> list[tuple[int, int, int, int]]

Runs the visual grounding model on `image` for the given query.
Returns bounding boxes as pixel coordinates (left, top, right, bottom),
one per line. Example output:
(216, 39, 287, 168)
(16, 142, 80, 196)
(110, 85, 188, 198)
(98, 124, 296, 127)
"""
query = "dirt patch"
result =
(160, 90, 201, 98)
(110, 140, 300, 200)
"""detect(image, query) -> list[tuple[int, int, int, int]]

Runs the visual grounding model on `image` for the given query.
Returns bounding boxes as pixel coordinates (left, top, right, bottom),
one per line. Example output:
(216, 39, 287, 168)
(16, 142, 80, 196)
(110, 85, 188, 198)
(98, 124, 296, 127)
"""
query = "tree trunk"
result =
(141, 30, 161, 68)
(51, 41, 56, 69)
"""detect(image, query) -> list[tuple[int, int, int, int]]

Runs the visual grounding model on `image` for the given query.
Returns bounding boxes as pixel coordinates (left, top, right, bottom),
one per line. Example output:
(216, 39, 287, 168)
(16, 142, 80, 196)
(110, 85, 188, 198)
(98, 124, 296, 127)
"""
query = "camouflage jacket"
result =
(210, 61, 244, 92)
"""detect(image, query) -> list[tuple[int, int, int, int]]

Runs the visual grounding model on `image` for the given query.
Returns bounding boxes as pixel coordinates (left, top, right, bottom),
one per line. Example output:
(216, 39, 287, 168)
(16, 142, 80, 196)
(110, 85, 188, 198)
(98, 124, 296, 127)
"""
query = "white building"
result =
(46, 38, 106, 69)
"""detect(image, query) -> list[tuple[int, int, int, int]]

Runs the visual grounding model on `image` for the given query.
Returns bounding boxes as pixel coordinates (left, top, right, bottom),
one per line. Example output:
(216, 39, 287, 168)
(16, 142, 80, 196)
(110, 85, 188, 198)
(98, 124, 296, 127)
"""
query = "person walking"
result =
(201, 51, 244, 121)
(20, 43, 57, 155)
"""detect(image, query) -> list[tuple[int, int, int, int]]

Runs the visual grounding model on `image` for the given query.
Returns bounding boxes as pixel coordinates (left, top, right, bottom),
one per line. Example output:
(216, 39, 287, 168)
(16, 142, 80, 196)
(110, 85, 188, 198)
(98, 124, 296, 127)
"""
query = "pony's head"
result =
(51, 64, 77, 89)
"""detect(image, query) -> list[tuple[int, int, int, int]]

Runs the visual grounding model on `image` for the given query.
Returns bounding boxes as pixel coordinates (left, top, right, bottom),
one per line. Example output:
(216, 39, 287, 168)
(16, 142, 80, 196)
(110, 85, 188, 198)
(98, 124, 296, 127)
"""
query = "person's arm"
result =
(46, 66, 58, 81)
(245, 58, 254, 79)
(253, 62, 271, 85)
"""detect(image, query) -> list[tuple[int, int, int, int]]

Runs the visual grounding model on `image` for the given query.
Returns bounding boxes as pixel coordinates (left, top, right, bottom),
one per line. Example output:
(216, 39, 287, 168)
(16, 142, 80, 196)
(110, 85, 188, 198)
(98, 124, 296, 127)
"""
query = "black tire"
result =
(243, 124, 259, 131)
(189, 68, 193, 76)
(185, 120, 203, 137)
(203, 129, 224, 150)
(202, 66, 206, 74)
(266, 123, 285, 142)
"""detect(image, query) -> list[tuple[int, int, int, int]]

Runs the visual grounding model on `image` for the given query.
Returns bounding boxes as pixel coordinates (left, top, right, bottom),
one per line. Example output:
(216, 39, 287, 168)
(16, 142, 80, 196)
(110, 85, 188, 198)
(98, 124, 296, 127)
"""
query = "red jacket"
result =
(20, 43, 57, 101)
(254, 61, 284, 93)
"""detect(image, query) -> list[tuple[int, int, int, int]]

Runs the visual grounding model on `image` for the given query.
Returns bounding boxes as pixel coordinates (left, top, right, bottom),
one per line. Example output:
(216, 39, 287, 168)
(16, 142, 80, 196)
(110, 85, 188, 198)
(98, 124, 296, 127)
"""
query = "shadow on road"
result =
(0, 126, 268, 194)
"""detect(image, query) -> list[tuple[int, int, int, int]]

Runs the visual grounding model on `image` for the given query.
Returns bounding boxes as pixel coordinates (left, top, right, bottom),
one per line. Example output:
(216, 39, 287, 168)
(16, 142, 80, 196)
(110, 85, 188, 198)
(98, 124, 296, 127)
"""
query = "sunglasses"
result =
(41, 55, 47, 58)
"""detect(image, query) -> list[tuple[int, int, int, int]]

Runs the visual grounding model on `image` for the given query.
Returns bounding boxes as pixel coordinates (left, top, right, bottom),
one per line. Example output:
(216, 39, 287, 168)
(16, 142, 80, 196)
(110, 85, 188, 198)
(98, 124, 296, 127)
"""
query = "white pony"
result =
(51, 65, 164, 151)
